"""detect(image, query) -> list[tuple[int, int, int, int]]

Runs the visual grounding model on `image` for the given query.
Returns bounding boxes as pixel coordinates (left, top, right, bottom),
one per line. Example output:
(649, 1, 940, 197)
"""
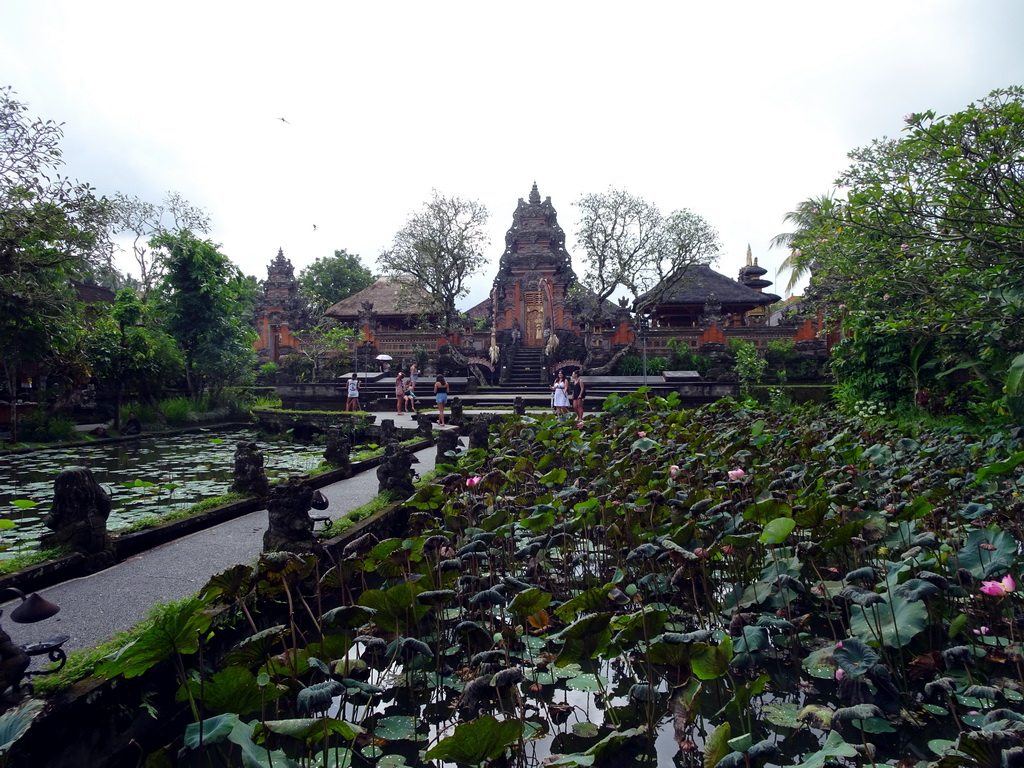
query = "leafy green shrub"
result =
(667, 338, 712, 375)
(766, 338, 799, 361)
(733, 340, 767, 393)
(120, 402, 161, 426)
(160, 397, 195, 426)
(613, 355, 671, 376)
(17, 410, 76, 442)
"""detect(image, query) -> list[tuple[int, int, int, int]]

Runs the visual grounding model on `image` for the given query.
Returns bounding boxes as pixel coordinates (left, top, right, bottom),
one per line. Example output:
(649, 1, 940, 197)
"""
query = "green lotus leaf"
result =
(849, 595, 928, 648)
(703, 722, 731, 768)
(783, 731, 857, 768)
(833, 637, 878, 677)
(374, 715, 419, 741)
(263, 717, 361, 743)
(762, 702, 801, 730)
(760, 517, 797, 545)
(424, 715, 523, 765)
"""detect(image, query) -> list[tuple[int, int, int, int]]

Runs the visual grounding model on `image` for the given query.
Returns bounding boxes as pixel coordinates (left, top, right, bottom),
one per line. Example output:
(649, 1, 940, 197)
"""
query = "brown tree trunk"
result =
(585, 344, 635, 376)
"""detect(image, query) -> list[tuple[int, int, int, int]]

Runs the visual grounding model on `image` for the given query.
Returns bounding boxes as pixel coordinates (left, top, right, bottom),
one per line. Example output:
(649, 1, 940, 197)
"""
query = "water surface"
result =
(0, 429, 326, 555)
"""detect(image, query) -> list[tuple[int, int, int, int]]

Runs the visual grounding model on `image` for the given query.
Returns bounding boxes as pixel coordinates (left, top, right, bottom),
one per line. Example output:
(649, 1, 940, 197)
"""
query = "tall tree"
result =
(794, 86, 1024, 412)
(574, 188, 721, 312)
(768, 193, 837, 294)
(152, 232, 256, 398)
(0, 86, 111, 439)
(298, 249, 375, 315)
(379, 191, 490, 333)
(111, 191, 211, 301)
(87, 288, 183, 430)
(572, 188, 720, 371)
(379, 191, 491, 383)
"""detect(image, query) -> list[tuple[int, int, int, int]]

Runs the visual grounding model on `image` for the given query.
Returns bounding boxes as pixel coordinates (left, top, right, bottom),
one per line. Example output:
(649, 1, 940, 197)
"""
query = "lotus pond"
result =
(0, 428, 328, 555)
(91, 392, 1024, 767)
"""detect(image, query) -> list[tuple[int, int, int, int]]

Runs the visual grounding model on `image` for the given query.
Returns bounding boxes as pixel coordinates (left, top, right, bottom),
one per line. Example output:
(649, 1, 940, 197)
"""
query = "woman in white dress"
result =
(551, 371, 570, 414)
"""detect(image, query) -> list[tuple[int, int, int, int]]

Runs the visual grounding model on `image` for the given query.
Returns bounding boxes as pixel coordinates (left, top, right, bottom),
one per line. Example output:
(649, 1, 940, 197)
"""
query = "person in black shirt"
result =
(570, 371, 586, 421)
(122, 412, 142, 435)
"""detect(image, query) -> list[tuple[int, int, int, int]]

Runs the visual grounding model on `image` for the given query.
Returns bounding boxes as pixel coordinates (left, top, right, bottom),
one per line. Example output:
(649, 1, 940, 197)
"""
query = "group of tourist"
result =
(344, 362, 450, 426)
(345, 363, 583, 426)
(551, 369, 585, 420)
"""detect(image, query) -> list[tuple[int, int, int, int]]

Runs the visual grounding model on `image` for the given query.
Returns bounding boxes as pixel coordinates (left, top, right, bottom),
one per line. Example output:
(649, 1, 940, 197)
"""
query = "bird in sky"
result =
(313, 224, 318, 231)
(277, 117, 290, 124)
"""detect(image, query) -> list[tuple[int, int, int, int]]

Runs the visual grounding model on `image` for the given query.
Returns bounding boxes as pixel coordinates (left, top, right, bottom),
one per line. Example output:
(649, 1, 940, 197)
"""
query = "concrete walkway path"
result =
(6, 441, 442, 657)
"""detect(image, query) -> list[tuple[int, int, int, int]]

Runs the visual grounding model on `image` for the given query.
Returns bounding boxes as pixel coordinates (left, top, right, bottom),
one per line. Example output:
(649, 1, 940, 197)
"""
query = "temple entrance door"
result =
(524, 292, 544, 346)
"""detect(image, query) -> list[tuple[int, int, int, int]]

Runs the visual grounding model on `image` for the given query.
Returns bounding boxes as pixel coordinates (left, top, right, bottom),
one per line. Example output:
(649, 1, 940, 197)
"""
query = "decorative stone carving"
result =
(435, 429, 459, 464)
(514, 396, 525, 416)
(450, 398, 463, 424)
(263, 477, 320, 554)
(379, 419, 398, 445)
(700, 293, 724, 330)
(376, 443, 415, 498)
(0, 625, 29, 698)
(232, 442, 270, 497)
(323, 428, 352, 474)
(413, 414, 432, 439)
(467, 417, 490, 451)
(42, 467, 114, 570)
(357, 301, 376, 330)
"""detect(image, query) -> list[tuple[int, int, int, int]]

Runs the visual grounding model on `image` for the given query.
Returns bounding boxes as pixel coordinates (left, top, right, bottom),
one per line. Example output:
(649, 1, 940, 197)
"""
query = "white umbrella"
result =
(375, 354, 393, 361)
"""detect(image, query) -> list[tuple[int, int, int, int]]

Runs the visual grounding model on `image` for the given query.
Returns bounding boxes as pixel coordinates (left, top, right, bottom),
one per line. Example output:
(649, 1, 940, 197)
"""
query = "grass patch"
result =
(318, 491, 398, 536)
(32, 599, 180, 696)
(251, 396, 282, 409)
(318, 461, 444, 537)
(0, 546, 72, 575)
(120, 492, 250, 533)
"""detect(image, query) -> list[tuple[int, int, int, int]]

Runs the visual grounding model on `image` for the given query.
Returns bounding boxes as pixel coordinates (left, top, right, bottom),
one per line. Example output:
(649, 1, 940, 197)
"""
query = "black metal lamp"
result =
(0, 587, 60, 624)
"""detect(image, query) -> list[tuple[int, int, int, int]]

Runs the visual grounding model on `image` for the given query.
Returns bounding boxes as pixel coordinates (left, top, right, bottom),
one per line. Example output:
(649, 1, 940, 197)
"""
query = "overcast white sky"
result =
(3, 1, 1022, 307)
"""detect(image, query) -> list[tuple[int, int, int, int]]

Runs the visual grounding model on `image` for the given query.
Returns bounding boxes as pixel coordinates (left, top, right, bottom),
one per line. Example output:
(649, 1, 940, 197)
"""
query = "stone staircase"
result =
(505, 346, 548, 387)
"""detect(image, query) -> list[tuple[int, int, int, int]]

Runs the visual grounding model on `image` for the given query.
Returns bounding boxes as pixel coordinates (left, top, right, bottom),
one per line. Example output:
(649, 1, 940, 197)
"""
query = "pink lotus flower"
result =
(728, 468, 745, 481)
(576, 421, 584, 427)
(883, 294, 890, 300)
(973, 626, 991, 635)
(980, 574, 1016, 596)
(669, 465, 680, 478)
(835, 640, 843, 648)
(466, 476, 482, 488)
(637, 431, 646, 438)
(835, 668, 846, 681)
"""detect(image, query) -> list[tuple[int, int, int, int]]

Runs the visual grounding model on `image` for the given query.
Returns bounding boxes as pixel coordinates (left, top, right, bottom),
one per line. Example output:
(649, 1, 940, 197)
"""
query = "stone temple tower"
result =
(490, 183, 578, 346)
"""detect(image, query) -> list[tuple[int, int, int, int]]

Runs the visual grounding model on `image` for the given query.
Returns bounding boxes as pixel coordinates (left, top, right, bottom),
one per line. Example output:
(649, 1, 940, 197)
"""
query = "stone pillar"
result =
(263, 477, 320, 554)
(376, 443, 415, 498)
(232, 442, 270, 497)
(467, 417, 490, 451)
(414, 414, 433, 439)
(435, 429, 459, 465)
(514, 396, 525, 416)
(323, 427, 352, 475)
(42, 467, 114, 572)
(450, 398, 463, 425)
(379, 419, 398, 445)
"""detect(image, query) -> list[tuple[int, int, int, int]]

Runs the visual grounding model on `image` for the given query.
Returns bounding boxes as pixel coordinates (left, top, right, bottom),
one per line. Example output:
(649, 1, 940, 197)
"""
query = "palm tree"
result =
(770, 192, 838, 294)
